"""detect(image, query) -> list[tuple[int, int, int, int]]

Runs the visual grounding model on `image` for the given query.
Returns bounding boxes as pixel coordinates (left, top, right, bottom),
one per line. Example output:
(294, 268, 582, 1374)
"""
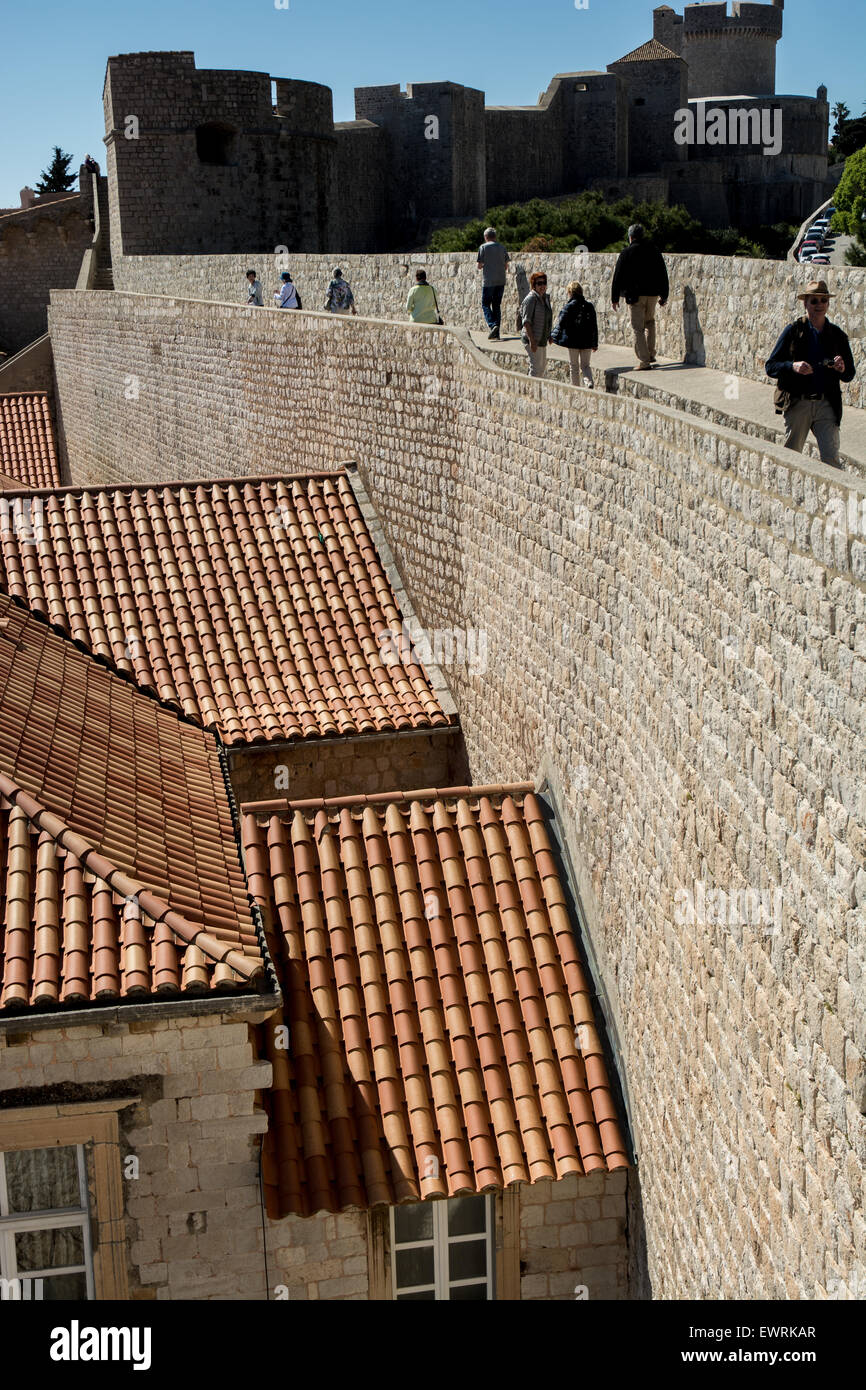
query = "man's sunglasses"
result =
(808, 297, 829, 305)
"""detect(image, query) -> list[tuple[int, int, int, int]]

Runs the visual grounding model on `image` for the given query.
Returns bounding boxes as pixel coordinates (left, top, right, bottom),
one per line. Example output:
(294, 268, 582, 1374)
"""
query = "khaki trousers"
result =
(783, 397, 841, 467)
(567, 348, 594, 387)
(629, 295, 658, 365)
(524, 342, 548, 378)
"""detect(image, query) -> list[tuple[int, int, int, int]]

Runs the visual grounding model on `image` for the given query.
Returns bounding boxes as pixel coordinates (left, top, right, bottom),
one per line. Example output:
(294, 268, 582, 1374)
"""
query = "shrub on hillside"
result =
(428, 192, 797, 260)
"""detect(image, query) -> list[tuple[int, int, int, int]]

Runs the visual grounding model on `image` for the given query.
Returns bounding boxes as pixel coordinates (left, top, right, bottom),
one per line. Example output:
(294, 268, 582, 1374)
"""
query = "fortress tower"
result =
(653, 1, 784, 97)
(103, 52, 340, 258)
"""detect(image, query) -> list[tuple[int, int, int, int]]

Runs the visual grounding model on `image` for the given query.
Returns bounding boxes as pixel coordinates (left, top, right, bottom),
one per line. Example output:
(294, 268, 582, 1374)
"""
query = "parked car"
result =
(810, 255, 831, 265)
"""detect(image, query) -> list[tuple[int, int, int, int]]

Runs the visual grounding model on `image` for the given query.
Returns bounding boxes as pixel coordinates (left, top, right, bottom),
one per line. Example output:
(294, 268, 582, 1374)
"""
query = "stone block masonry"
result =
(112, 251, 866, 409)
(0, 1007, 275, 1300)
(227, 729, 467, 807)
(519, 1171, 629, 1300)
(48, 288, 866, 1300)
(267, 1210, 370, 1301)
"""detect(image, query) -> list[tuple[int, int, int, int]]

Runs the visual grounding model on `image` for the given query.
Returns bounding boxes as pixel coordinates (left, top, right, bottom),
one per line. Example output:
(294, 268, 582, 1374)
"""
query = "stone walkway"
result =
(469, 330, 866, 478)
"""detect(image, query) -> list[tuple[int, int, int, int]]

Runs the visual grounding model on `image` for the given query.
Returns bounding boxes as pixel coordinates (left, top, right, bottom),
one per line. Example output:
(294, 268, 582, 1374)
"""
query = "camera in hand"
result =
(820, 357, 838, 368)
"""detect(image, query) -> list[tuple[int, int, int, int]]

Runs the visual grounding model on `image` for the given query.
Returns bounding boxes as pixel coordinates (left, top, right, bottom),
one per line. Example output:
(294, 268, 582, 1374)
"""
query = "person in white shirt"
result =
(245, 269, 263, 306)
(274, 271, 299, 309)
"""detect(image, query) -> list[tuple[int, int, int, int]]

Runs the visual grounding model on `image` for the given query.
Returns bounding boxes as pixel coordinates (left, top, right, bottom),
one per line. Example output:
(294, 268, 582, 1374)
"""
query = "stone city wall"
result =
(48, 289, 866, 1300)
(0, 197, 92, 354)
(112, 251, 866, 407)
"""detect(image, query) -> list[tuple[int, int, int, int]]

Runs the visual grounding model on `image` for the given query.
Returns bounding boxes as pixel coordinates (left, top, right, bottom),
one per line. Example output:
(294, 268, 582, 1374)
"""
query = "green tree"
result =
(835, 115, 866, 157)
(831, 146, 866, 236)
(844, 225, 866, 266)
(35, 146, 76, 195)
(831, 101, 851, 145)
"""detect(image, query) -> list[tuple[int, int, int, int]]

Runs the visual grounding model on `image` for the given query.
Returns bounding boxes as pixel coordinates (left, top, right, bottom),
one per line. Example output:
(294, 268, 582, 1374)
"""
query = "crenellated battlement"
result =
(654, 1, 784, 95)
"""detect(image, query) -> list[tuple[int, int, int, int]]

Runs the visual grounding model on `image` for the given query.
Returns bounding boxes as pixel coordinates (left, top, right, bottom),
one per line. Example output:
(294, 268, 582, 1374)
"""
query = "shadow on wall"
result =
(514, 263, 530, 309)
(536, 783, 651, 1299)
(627, 1171, 652, 1299)
(683, 286, 706, 366)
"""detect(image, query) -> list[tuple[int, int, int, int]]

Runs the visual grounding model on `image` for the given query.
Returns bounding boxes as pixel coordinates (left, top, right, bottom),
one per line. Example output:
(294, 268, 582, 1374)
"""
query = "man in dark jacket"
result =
(611, 223, 669, 369)
(765, 280, 856, 468)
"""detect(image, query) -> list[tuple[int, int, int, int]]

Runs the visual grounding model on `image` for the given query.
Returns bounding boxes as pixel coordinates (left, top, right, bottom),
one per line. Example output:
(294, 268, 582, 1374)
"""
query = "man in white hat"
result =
(765, 279, 856, 467)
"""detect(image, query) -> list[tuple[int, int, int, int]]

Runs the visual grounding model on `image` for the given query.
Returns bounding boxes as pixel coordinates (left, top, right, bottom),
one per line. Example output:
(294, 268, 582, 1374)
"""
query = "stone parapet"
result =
(110, 252, 866, 409)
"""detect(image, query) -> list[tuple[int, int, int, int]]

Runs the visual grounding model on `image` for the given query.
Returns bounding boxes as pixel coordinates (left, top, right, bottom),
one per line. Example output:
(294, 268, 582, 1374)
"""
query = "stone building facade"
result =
(102, 2, 832, 261)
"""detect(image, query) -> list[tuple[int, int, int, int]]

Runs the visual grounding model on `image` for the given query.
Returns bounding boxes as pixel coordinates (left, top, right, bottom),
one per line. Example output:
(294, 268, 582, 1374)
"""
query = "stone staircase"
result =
(91, 173, 114, 289)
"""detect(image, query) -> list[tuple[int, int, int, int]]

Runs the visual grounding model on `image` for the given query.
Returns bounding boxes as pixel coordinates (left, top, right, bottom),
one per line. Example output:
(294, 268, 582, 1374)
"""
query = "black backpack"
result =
(553, 298, 592, 344)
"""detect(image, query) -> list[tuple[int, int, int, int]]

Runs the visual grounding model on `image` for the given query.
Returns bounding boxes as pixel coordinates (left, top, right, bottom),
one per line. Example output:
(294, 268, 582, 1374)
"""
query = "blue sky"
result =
(1, 0, 861, 207)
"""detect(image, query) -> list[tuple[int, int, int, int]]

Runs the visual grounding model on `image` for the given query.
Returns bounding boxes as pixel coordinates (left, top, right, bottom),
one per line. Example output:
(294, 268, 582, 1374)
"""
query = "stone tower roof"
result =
(611, 38, 681, 63)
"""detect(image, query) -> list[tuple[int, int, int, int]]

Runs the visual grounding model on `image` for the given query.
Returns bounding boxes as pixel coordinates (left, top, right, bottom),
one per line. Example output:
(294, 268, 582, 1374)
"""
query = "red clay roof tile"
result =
(243, 786, 629, 1218)
(0, 394, 60, 491)
(611, 37, 680, 63)
(0, 593, 265, 1013)
(0, 472, 451, 745)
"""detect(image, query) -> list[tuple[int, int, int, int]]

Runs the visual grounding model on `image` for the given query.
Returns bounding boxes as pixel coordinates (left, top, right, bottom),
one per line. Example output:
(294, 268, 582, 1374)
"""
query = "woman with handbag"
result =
(406, 269, 443, 325)
(274, 270, 300, 309)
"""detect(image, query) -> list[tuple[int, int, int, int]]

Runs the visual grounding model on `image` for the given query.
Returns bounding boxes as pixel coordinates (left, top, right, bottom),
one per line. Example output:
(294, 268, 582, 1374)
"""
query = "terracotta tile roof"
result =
(0, 593, 265, 1013)
(611, 38, 680, 62)
(243, 786, 629, 1218)
(0, 471, 450, 746)
(0, 394, 60, 491)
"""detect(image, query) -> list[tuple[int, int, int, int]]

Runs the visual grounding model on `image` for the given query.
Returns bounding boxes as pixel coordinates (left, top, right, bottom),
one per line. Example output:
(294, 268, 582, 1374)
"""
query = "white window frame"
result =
(390, 1195, 495, 1301)
(0, 1101, 131, 1301)
(0, 1144, 94, 1300)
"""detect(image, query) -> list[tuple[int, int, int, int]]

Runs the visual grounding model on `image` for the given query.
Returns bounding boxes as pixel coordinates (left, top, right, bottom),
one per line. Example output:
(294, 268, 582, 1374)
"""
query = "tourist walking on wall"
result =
(765, 279, 855, 469)
(611, 223, 669, 369)
(477, 227, 510, 340)
(274, 270, 300, 309)
(551, 281, 598, 387)
(519, 272, 553, 378)
(406, 269, 442, 325)
(324, 267, 357, 316)
(245, 269, 263, 306)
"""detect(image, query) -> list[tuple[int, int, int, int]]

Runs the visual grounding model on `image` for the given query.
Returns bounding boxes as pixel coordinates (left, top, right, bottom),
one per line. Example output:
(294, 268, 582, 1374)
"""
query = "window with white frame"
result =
(0, 1145, 94, 1300)
(390, 1194, 494, 1300)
